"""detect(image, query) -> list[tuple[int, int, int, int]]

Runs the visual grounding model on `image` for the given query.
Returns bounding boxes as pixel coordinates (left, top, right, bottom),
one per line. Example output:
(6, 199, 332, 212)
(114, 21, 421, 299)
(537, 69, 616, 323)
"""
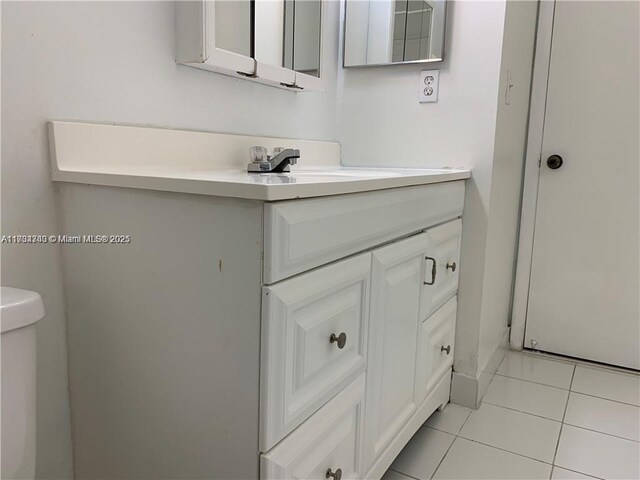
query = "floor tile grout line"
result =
(550, 363, 576, 472)
(427, 433, 458, 480)
(568, 388, 640, 408)
(387, 467, 421, 480)
(454, 436, 556, 466)
(425, 407, 472, 480)
(561, 422, 640, 444)
(551, 465, 605, 480)
(494, 373, 572, 391)
(482, 400, 565, 423)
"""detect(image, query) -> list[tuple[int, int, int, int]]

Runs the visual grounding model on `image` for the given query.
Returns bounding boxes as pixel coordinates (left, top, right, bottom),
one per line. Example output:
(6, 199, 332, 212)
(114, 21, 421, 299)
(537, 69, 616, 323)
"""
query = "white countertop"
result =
(48, 121, 470, 201)
(52, 165, 471, 201)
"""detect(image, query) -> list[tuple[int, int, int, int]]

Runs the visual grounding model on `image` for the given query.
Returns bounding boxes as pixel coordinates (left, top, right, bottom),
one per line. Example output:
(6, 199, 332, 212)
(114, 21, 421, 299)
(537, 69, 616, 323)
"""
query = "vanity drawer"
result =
(420, 219, 462, 319)
(260, 254, 370, 451)
(264, 181, 465, 284)
(415, 297, 457, 405)
(261, 374, 366, 480)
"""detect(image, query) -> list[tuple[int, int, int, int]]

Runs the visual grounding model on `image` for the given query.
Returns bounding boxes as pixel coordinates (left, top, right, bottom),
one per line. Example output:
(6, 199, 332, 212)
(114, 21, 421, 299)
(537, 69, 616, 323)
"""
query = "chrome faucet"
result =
(247, 146, 300, 173)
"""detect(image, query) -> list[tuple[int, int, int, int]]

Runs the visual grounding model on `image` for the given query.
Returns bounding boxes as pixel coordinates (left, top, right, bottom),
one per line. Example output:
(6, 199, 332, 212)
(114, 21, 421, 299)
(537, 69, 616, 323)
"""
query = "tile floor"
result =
(383, 351, 640, 480)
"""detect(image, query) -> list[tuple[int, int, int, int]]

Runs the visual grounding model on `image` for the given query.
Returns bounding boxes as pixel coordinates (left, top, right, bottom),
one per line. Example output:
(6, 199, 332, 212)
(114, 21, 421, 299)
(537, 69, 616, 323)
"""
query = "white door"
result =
(525, 1, 639, 369)
(363, 232, 427, 468)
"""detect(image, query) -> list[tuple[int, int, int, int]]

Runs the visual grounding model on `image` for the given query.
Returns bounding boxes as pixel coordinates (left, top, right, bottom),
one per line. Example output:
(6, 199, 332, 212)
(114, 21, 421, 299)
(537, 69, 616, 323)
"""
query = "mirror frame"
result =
(342, 0, 448, 68)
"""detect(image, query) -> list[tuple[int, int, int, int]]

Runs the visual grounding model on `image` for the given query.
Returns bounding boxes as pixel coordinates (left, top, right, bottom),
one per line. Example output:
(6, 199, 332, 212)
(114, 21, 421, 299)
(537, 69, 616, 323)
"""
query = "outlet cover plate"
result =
(419, 70, 440, 103)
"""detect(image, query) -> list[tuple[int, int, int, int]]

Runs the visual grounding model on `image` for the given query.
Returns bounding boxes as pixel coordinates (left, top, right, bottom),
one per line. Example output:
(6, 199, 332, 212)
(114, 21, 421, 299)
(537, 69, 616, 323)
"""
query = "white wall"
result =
(476, 0, 538, 393)
(2, 0, 537, 474)
(339, 0, 538, 406)
(1, 2, 340, 478)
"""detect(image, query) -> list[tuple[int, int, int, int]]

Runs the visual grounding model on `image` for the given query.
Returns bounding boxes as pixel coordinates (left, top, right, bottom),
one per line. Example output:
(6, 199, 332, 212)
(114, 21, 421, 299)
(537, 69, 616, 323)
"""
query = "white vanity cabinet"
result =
(57, 176, 465, 480)
(259, 185, 464, 478)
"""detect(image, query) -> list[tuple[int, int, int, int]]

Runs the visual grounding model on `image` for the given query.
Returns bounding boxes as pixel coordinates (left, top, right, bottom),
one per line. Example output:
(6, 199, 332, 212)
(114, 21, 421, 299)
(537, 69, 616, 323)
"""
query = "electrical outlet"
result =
(419, 70, 439, 103)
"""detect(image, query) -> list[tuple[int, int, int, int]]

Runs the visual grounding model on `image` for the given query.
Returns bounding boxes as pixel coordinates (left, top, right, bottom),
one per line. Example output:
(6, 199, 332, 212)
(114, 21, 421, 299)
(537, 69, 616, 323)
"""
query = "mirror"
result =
(213, 0, 322, 78)
(283, 0, 322, 77)
(214, 0, 252, 58)
(344, 0, 446, 67)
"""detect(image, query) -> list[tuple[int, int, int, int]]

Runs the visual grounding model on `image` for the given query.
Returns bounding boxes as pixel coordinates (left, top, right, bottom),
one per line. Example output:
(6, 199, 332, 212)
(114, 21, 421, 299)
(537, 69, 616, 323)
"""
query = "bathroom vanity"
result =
(50, 122, 469, 479)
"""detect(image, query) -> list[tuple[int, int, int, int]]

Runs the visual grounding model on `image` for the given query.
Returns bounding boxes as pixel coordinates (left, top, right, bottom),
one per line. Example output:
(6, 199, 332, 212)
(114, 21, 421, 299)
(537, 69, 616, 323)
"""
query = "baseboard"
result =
(450, 371, 478, 408)
(478, 332, 508, 402)
(451, 330, 509, 408)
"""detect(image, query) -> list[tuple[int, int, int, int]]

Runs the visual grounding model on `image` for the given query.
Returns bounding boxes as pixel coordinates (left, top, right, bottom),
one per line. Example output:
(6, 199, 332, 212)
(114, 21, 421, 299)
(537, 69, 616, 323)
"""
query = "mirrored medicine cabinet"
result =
(343, 0, 447, 67)
(177, 0, 324, 91)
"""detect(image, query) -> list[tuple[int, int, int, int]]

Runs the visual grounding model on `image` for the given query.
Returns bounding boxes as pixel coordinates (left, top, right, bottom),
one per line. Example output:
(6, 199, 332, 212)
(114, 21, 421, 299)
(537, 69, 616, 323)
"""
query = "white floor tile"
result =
(497, 352, 574, 389)
(551, 467, 598, 479)
(432, 438, 552, 480)
(459, 403, 561, 462)
(564, 392, 640, 441)
(571, 366, 640, 406)
(390, 427, 455, 480)
(424, 403, 472, 435)
(382, 469, 415, 480)
(555, 425, 640, 480)
(484, 375, 569, 421)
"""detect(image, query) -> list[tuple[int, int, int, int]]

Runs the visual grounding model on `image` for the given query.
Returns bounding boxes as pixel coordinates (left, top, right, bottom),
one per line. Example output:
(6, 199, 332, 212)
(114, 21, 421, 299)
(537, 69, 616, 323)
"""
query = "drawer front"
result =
(420, 219, 462, 319)
(415, 297, 457, 405)
(264, 181, 465, 284)
(260, 254, 370, 451)
(261, 374, 366, 480)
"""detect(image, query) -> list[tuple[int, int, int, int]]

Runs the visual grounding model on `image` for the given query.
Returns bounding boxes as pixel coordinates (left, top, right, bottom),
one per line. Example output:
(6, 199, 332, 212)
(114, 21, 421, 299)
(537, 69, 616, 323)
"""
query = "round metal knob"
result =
(326, 468, 342, 480)
(446, 262, 457, 272)
(330, 332, 347, 349)
(441, 345, 451, 355)
(546, 155, 563, 169)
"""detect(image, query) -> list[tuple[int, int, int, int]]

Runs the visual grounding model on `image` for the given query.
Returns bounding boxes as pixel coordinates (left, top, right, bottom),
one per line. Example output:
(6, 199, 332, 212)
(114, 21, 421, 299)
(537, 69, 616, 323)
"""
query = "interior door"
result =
(363, 232, 427, 469)
(525, 1, 639, 369)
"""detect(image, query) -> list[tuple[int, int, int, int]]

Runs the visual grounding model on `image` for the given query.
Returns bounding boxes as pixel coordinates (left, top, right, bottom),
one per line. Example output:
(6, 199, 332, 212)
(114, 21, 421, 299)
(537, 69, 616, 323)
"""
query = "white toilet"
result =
(1, 287, 44, 480)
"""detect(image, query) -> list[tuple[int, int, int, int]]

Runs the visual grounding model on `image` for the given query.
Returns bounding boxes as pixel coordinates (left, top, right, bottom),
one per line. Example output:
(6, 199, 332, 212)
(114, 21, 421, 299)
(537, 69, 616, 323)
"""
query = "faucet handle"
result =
(250, 146, 268, 163)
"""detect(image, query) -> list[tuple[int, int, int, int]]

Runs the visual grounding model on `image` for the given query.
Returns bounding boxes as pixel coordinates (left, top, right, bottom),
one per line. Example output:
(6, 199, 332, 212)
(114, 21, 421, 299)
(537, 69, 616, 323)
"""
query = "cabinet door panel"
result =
(261, 253, 370, 451)
(420, 219, 462, 319)
(261, 374, 366, 480)
(364, 233, 428, 468)
(415, 297, 457, 405)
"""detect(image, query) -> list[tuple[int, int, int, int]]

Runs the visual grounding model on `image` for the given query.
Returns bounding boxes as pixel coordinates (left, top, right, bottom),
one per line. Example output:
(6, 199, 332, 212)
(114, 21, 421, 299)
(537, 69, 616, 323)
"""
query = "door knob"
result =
(326, 468, 342, 480)
(441, 345, 451, 354)
(330, 332, 347, 349)
(546, 155, 563, 169)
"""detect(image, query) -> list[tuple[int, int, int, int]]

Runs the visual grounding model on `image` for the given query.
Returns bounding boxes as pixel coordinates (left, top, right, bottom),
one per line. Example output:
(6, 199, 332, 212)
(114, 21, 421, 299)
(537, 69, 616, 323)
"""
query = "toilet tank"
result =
(1, 287, 45, 480)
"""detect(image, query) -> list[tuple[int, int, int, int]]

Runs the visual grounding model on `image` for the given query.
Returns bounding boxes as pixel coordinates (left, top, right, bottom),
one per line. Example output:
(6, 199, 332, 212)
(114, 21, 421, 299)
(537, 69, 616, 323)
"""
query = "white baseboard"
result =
(451, 330, 509, 408)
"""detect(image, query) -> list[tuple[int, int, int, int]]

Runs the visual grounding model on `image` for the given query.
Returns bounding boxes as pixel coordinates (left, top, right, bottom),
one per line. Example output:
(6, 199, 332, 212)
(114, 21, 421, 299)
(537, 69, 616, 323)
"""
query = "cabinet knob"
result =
(330, 332, 347, 349)
(441, 345, 451, 355)
(326, 468, 342, 480)
(446, 262, 457, 272)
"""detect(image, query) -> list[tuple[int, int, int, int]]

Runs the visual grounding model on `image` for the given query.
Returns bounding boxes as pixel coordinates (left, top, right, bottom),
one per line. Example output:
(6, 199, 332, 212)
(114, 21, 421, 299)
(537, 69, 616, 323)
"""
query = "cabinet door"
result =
(415, 297, 457, 405)
(261, 374, 366, 480)
(420, 219, 462, 319)
(363, 232, 428, 468)
(261, 253, 370, 451)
